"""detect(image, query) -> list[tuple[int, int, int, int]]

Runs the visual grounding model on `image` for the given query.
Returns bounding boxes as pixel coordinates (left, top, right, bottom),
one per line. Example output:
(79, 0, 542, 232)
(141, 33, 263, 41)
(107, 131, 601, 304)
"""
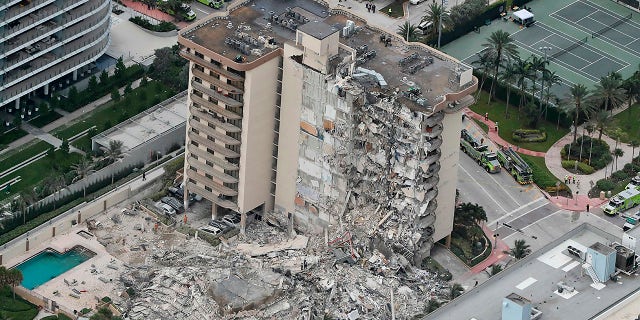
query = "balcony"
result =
(192, 81, 242, 108)
(1, 10, 110, 75)
(189, 119, 240, 145)
(188, 158, 238, 184)
(191, 107, 241, 132)
(192, 67, 243, 94)
(186, 181, 237, 209)
(1, 1, 110, 59)
(188, 146, 239, 171)
(188, 132, 240, 158)
(0, 34, 109, 102)
(187, 168, 237, 196)
(181, 50, 244, 81)
(423, 124, 443, 139)
(190, 95, 241, 120)
(424, 112, 444, 127)
(424, 136, 442, 152)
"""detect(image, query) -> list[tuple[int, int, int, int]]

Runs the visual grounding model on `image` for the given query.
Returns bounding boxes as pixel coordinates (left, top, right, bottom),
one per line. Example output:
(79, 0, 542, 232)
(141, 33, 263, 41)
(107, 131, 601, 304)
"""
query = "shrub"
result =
(562, 160, 595, 174)
(562, 136, 611, 170)
(512, 129, 547, 143)
(596, 179, 616, 191)
(612, 170, 631, 182)
(129, 16, 177, 32)
(624, 163, 640, 175)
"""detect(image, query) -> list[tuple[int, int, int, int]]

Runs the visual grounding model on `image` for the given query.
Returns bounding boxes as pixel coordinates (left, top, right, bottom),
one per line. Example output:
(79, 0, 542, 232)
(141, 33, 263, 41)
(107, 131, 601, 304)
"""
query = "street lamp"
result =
(538, 46, 552, 103)
(437, 0, 448, 48)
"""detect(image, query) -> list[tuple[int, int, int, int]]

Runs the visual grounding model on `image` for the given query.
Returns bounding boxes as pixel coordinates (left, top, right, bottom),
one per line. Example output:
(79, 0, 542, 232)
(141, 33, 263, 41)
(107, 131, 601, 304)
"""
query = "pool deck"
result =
(7, 230, 124, 314)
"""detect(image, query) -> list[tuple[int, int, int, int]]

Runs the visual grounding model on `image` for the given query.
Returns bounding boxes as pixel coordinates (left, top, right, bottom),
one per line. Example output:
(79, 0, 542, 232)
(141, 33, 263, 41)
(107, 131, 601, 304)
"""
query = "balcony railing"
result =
(189, 119, 241, 146)
(188, 146, 239, 171)
(188, 132, 240, 158)
(192, 81, 242, 107)
(1, 10, 109, 75)
(181, 50, 244, 81)
(187, 158, 238, 184)
(192, 67, 243, 94)
(186, 181, 237, 209)
(1, 0, 109, 59)
(190, 95, 241, 120)
(191, 107, 241, 132)
(187, 168, 238, 196)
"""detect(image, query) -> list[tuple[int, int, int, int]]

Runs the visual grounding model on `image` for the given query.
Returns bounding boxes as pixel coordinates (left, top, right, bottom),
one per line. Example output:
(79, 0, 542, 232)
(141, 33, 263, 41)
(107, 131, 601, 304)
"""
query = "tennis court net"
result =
(592, 13, 632, 38)
(549, 37, 588, 60)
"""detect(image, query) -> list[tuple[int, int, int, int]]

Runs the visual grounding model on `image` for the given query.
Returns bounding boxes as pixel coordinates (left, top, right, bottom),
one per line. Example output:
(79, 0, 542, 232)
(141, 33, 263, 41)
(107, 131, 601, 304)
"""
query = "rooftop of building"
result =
(425, 223, 640, 320)
(179, 0, 475, 113)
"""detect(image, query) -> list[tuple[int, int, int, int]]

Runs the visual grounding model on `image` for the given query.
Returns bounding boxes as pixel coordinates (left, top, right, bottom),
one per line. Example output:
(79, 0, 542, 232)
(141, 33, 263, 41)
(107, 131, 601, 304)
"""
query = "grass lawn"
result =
(0, 128, 28, 148)
(605, 104, 640, 144)
(53, 81, 174, 140)
(449, 225, 492, 267)
(520, 153, 561, 190)
(0, 286, 38, 320)
(472, 118, 489, 133)
(0, 150, 83, 202)
(28, 110, 62, 128)
(71, 134, 93, 153)
(0, 140, 50, 174)
(470, 91, 569, 152)
(379, 0, 405, 18)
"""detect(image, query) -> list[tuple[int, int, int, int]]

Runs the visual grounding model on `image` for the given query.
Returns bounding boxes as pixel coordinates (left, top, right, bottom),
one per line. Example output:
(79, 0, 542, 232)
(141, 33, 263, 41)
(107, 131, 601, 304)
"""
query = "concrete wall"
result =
(237, 56, 280, 213)
(1, 186, 131, 267)
(274, 44, 305, 216)
(432, 112, 461, 242)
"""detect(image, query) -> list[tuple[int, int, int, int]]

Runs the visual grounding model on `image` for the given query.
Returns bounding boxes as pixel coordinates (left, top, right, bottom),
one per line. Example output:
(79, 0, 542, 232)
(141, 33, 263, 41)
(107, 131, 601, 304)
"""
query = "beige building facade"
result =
(178, 0, 477, 263)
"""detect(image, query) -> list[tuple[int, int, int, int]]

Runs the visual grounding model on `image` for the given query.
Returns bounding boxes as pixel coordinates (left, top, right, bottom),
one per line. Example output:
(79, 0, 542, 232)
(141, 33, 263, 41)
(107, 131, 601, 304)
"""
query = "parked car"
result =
(161, 196, 184, 212)
(155, 202, 176, 216)
(222, 213, 242, 227)
(209, 219, 233, 232)
(169, 186, 203, 203)
(199, 226, 222, 236)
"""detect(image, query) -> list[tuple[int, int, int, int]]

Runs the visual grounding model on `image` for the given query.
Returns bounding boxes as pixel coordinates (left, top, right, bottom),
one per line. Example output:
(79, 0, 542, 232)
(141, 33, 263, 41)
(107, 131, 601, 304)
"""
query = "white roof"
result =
(513, 9, 534, 20)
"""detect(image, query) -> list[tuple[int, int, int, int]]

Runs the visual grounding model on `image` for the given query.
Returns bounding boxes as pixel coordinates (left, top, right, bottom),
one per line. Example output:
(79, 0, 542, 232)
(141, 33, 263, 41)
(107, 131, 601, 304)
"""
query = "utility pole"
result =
(437, 0, 448, 48)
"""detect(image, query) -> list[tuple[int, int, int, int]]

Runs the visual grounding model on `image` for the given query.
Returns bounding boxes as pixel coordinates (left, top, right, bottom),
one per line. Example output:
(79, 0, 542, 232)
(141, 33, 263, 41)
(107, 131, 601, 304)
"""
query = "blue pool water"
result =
(15, 247, 95, 290)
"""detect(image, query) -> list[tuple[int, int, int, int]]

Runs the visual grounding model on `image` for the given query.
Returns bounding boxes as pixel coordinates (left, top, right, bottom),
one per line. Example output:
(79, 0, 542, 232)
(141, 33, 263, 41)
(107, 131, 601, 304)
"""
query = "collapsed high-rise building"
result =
(178, 0, 477, 263)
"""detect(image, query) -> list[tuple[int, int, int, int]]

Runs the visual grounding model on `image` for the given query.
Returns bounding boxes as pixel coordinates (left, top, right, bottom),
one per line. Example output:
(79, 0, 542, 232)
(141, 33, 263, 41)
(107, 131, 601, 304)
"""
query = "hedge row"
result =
(129, 16, 177, 32)
(512, 129, 547, 142)
(561, 160, 595, 174)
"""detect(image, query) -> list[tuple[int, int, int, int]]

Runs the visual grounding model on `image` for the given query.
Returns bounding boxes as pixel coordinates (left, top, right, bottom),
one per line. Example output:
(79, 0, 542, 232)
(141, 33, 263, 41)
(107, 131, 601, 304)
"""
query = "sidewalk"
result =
(120, 0, 191, 29)
(464, 108, 546, 157)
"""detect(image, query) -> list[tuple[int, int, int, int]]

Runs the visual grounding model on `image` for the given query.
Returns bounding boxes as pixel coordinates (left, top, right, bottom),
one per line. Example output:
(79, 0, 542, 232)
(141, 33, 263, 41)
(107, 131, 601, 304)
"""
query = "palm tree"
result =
(592, 74, 626, 114)
(7, 269, 22, 300)
(17, 192, 35, 224)
(591, 110, 610, 140)
(499, 62, 517, 118)
(526, 56, 547, 107)
(421, 3, 450, 38)
(505, 239, 531, 259)
(622, 77, 640, 115)
(71, 159, 95, 197)
(44, 174, 67, 210)
(566, 84, 590, 143)
(614, 148, 624, 171)
(540, 71, 561, 120)
(472, 51, 493, 102)
(397, 22, 419, 42)
(101, 140, 125, 165)
(585, 122, 596, 165)
(513, 58, 533, 112)
(630, 140, 640, 163)
(482, 30, 519, 103)
(490, 264, 503, 276)
(449, 283, 464, 299)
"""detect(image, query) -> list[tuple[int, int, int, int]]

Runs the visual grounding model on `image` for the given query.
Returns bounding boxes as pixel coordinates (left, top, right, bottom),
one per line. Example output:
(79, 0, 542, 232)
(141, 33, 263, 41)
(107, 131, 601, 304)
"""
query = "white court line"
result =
(574, 10, 599, 24)
(503, 209, 564, 240)
(487, 198, 547, 227)
(514, 38, 598, 81)
(581, 0, 640, 29)
(550, 12, 636, 51)
(459, 165, 509, 213)
(547, 0, 584, 19)
(579, 56, 604, 71)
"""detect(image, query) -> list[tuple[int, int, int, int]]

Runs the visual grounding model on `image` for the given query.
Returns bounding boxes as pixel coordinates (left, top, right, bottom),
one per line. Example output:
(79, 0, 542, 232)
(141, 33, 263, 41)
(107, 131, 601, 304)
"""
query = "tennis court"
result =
(509, 22, 628, 82)
(550, 0, 640, 57)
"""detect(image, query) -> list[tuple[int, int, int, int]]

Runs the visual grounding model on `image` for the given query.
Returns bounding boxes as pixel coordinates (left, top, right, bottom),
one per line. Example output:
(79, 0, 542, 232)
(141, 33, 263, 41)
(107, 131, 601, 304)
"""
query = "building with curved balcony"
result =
(178, 0, 477, 263)
(0, 0, 111, 108)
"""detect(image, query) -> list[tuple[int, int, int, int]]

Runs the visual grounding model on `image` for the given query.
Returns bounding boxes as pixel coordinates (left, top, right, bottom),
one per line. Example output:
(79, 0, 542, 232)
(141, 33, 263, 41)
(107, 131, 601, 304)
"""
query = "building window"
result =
(192, 128, 199, 135)
(191, 141, 199, 147)
(195, 51, 204, 59)
(205, 186, 212, 192)
(190, 153, 198, 160)
(192, 115, 200, 121)
(205, 173, 213, 179)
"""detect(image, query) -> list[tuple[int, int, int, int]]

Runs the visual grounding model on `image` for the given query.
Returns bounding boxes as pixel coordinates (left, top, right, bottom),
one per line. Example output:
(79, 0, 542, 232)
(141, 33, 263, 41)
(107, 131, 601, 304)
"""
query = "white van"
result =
(417, 21, 434, 35)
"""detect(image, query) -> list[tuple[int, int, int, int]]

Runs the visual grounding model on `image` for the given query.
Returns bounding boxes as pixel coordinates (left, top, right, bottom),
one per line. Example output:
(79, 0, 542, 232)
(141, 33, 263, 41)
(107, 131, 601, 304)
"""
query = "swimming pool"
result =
(14, 246, 96, 290)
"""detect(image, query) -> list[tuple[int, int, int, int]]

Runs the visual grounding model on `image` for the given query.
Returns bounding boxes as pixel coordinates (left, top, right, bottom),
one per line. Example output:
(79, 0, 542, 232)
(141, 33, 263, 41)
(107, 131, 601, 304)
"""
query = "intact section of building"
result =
(0, 0, 112, 108)
(178, 0, 477, 263)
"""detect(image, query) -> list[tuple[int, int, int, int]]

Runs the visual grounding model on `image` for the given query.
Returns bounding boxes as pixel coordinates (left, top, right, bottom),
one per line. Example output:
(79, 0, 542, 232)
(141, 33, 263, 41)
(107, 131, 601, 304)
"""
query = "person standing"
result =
(495, 121, 499, 132)
(586, 204, 590, 212)
(485, 112, 489, 121)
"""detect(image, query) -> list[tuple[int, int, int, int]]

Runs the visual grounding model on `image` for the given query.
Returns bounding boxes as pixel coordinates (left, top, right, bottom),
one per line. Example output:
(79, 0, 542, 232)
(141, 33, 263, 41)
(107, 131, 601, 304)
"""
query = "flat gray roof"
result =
(298, 21, 338, 40)
(426, 223, 638, 320)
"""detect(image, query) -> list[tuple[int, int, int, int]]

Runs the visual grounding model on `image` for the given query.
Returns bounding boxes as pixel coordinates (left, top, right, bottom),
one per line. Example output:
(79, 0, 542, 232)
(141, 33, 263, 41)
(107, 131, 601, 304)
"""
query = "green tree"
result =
(449, 283, 464, 299)
(613, 148, 624, 171)
(101, 140, 125, 184)
(397, 22, 419, 42)
(622, 77, 640, 115)
(499, 62, 517, 118)
(526, 55, 547, 108)
(540, 71, 561, 120)
(513, 57, 533, 111)
(505, 239, 531, 259)
(490, 264, 503, 276)
(566, 83, 591, 143)
(592, 73, 626, 114)
(472, 51, 494, 102)
(124, 83, 132, 95)
(7, 269, 23, 300)
(17, 191, 35, 224)
(630, 140, 640, 162)
(60, 138, 69, 154)
(68, 86, 80, 106)
(482, 30, 519, 103)
(140, 76, 149, 87)
(421, 3, 450, 38)
(111, 88, 121, 102)
(88, 75, 99, 96)
(71, 159, 95, 197)
(591, 110, 610, 140)
(99, 70, 109, 85)
(114, 57, 126, 81)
